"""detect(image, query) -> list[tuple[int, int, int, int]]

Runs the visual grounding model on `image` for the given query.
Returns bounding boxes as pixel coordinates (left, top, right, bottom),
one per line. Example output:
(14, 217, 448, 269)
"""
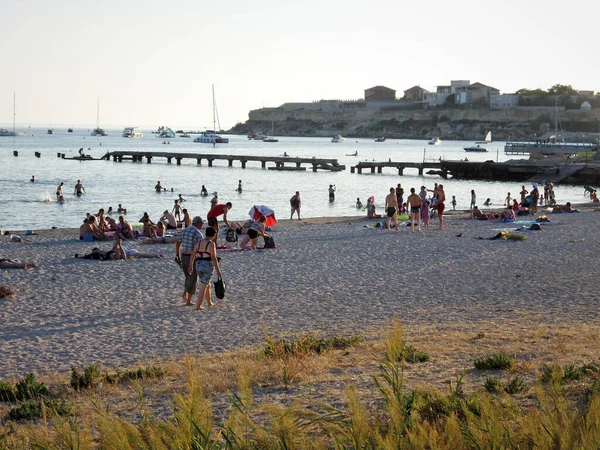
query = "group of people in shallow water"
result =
(53, 180, 86, 203)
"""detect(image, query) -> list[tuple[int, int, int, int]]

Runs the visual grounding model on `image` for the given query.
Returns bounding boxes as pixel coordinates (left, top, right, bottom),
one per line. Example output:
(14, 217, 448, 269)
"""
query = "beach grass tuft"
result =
(70, 364, 165, 391)
(262, 328, 363, 359)
(474, 352, 514, 370)
(484, 377, 503, 393)
(505, 376, 527, 394)
(8, 399, 71, 421)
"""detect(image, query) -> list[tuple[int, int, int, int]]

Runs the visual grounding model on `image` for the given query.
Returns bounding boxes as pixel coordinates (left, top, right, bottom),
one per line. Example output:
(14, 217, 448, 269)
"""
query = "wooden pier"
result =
(102, 151, 345, 172)
(351, 161, 447, 176)
(351, 159, 600, 184)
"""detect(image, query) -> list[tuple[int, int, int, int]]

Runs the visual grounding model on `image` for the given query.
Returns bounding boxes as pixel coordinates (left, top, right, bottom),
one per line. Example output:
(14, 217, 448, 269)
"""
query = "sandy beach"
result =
(1, 206, 600, 379)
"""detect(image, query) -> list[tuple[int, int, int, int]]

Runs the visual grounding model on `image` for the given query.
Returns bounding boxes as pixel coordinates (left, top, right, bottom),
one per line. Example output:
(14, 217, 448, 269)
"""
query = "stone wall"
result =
(237, 106, 600, 140)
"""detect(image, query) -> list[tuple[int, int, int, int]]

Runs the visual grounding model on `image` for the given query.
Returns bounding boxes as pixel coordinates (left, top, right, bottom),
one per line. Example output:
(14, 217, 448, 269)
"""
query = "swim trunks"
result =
(437, 202, 445, 215)
(247, 229, 259, 239)
(410, 206, 421, 213)
(386, 207, 396, 218)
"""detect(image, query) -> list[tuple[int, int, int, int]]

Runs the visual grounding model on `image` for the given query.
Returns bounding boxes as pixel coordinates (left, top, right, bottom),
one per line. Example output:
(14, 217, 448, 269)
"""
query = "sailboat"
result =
(263, 117, 278, 142)
(504, 98, 598, 154)
(193, 85, 229, 144)
(475, 131, 492, 144)
(90, 98, 108, 136)
(0, 93, 25, 137)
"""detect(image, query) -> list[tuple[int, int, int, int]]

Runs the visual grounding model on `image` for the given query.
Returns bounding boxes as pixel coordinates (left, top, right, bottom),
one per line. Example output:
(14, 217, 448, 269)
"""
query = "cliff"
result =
(229, 105, 600, 141)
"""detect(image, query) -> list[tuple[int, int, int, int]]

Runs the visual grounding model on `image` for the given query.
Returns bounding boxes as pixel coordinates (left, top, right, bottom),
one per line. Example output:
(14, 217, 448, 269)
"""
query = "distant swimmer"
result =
(30, 175, 35, 182)
(78, 148, 84, 156)
(74, 180, 86, 196)
(178, 194, 185, 202)
(201, 185, 208, 196)
(284, 152, 288, 157)
(155, 181, 162, 192)
(57, 195, 66, 204)
(237, 180, 242, 193)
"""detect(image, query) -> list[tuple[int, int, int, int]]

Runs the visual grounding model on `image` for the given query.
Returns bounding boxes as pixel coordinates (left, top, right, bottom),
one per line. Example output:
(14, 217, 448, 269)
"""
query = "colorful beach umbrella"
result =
(248, 205, 277, 226)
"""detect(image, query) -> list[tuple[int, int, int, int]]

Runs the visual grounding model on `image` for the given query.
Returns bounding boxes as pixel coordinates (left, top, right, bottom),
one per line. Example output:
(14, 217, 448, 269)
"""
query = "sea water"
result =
(0, 128, 589, 230)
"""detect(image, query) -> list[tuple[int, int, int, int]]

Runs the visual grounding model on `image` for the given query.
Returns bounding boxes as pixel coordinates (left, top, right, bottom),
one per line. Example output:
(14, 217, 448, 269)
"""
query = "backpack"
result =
(225, 228, 238, 242)
(263, 236, 276, 248)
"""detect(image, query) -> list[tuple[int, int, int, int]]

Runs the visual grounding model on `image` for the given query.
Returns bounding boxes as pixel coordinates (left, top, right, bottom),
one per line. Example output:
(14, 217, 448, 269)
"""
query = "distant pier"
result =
(102, 151, 345, 172)
(351, 160, 600, 184)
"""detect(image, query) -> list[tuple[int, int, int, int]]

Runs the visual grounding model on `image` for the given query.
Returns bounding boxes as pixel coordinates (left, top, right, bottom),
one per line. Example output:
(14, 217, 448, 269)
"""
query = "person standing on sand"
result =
(385, 187, 399, 231)
(188, 226, 222, 310)
(451, 195, 457, 210)
(470, 190, 476, 210)
(207, 202, 233, 236)
(407, 188, 422, 231)
(530, 184, 540, 214)
(396, 184, 404, 212)
(182, 208, 191, 228)
(290, 191, 301, 219)
(437, 184, 446, 230)
(176, 216, 204, 306)
(56, 182, 64, 200)
(74, 180, 86, 196)
(520, 185, 528, 205)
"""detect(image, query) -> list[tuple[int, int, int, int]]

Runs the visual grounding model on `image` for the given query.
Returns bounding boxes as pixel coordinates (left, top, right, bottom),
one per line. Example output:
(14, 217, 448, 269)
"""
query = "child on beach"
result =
(505, 192, 512, 206)
(421, 199, 430, 229)
(451, 196, 457, 210)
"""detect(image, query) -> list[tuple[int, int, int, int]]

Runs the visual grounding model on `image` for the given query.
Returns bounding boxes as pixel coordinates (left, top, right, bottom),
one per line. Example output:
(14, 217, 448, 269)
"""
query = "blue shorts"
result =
(195, 259, 214, 284)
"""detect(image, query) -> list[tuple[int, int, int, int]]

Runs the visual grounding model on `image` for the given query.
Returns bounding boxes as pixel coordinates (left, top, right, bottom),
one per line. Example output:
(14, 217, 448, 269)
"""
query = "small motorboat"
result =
(428, 137, 442, 145)
(375, 136, 386, 142)
(263, 136, 278, 142)
(67, 128, 73, 133)
(331, 134, 346, 143)
(464, 144, 488, 152)
(345, 151, 358, 156)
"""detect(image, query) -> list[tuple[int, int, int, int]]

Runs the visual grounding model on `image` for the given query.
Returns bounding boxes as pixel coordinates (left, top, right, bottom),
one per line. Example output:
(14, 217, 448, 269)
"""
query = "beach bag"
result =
(225, 228, 238, 242)
(213, 277, 226, 299)
(264, 236, 276, 248)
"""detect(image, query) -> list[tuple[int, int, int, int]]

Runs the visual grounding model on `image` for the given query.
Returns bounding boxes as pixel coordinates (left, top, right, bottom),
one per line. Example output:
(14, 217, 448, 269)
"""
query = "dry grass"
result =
(1, 319, 599, 448)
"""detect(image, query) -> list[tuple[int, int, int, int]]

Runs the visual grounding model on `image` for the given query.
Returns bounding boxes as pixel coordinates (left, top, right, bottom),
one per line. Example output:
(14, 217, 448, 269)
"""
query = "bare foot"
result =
(207, 301, 215, 307)
(196, 305, 205, 310)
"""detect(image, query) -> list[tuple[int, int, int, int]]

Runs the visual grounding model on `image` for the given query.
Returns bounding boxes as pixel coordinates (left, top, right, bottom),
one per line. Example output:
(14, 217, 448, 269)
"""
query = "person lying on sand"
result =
(9, 235, 32, 243)
(107, 238, 164, 259)
(0, 257, 36, 269)
(140, 236, 179, 244)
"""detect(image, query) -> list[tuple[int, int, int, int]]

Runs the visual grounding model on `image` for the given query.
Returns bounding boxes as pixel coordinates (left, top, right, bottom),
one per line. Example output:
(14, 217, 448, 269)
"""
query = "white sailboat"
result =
(194, 85, 229, 144)
(475, 131, 492, 144)
(90, 98, 108, 136)
(263, 117, 278, 142)
(0, 93, 25, 137)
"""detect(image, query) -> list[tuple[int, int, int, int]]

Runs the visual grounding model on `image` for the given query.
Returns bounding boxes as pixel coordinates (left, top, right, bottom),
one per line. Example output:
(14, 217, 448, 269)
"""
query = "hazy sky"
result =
(1, 0, 598, 130)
